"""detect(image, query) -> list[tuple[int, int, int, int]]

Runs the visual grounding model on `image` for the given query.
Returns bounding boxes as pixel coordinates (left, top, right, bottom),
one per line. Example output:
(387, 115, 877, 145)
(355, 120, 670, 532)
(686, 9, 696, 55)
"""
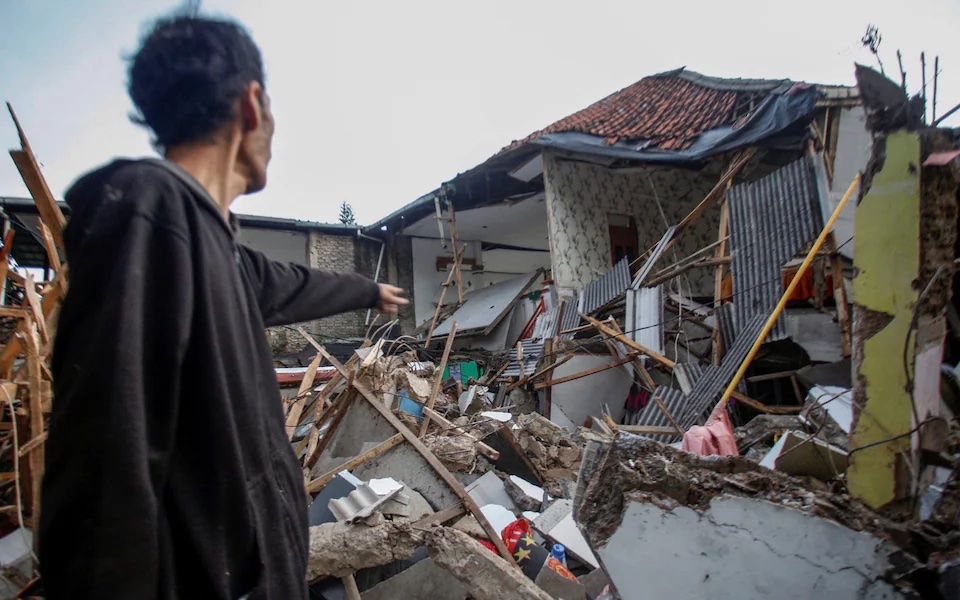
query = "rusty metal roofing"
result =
(580, 257, 631, 316)
(727, 156, 823, 342)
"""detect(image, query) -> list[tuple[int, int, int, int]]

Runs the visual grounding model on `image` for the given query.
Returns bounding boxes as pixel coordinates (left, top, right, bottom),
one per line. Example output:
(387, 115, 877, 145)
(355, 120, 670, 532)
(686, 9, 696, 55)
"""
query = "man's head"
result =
(128, 15, 274, 194)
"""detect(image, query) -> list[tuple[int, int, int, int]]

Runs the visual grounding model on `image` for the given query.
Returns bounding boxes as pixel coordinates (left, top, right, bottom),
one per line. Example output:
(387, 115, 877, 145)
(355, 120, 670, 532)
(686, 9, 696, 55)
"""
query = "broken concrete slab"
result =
(760, 430, 849, 482)
(360, 557, 469, 600)
(610, 495, 903, 599)
(534, 561, 587, 600)
(307, 522, 423, 581)
(425, 527, 553, 600)
(575, 433, 920, 599)
(465, 471, 517, 512)
(533, 499, 599, 570)
(504, 475, 545, 512)
(308, 521, 552, 600)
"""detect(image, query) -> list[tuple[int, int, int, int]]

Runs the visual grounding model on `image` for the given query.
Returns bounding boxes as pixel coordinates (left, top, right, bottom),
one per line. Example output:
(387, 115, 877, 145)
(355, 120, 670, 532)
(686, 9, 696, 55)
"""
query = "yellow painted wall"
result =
(848, 131, 920, 508)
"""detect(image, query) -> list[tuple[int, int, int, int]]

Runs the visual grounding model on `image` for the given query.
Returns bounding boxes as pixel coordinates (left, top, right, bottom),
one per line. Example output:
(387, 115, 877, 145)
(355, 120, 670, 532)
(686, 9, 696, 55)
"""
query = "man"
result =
(39, 14, 406, 599)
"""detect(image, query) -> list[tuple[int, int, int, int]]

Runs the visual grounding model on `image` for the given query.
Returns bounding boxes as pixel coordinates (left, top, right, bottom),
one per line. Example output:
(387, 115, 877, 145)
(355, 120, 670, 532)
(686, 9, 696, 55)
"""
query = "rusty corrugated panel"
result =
(579, 257, 631, 315)
(727, 156, 823, 341)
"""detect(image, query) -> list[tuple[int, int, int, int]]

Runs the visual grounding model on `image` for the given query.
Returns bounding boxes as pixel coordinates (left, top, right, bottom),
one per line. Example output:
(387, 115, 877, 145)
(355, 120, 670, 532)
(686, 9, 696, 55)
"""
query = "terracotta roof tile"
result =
(506, 71, 773, 152)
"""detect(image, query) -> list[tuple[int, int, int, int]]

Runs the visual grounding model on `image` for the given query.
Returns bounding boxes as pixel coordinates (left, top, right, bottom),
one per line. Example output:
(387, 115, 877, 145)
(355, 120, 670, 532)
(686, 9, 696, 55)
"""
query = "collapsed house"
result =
(0, 63, 958, 599)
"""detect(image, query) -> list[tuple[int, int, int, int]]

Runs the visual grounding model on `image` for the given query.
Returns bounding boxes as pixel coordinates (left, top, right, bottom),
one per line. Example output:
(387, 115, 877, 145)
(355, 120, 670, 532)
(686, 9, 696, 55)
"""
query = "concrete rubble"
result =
(308, 522, 552, 600)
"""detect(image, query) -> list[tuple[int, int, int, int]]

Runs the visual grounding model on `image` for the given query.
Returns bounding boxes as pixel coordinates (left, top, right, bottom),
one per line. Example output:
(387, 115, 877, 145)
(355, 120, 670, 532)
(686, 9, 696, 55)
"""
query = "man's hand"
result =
(377, 284, 408, 315)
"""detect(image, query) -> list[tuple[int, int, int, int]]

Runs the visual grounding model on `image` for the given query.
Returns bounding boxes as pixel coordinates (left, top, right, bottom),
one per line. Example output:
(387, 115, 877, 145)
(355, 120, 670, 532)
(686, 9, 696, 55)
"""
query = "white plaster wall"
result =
(543, 152, 721, 296)
(829, 106, 872, 260)
(411, 237, 484, 326)
(595, 495, 901, 600)
(238, 226, 309, 265)
(482, 248, 551, 286)
(548, 355, 633, 430)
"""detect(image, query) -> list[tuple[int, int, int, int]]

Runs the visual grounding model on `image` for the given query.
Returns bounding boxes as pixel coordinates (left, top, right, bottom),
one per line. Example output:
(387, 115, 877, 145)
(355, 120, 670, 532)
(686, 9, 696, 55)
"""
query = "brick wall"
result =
(262, 230, 377, 355)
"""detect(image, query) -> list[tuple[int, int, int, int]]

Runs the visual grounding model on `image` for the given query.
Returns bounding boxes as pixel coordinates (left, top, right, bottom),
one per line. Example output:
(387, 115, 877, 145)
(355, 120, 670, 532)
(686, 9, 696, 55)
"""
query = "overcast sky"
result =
(2, 0, 958, 225)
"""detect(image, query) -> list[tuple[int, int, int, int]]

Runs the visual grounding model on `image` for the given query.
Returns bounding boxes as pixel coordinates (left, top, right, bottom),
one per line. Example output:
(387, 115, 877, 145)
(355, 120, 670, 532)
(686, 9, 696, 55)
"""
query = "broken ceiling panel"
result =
(727, 156, 823, 341)
(579, 257, 631, 315)
(432, 270, 541, 337)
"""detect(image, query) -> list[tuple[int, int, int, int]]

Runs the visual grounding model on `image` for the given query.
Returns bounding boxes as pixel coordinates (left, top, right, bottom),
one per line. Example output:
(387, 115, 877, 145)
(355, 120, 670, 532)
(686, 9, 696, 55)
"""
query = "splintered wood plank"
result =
(23, 319, 43, 531)
(38, 222, 61, 274)
(305, 433, 404, 494)
(22, 275, 47, 347)
(418, 322, 457, 438)
(7, 103, 67, 254)
(300, 332, 517, 567)
(285, 353, 324, 441)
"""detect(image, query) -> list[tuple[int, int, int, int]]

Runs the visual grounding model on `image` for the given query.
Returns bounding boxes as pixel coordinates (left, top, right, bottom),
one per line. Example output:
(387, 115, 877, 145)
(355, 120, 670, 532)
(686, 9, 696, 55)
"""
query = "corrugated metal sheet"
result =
(580, 257, 631, 315)
(677, 311, 767, 425)
(629, 311, 765, 440)
(632, 226, 677, 289)
(727, 156, 823, 341)
(715, 303, 738, 360)
(627, 386, 686, 443)
(532, 304, 561, 340)
(558, 299, 580, 340)
(674, 362, 705, 395)
(502, 339, 544, 377)
(625, 286, 664, 355)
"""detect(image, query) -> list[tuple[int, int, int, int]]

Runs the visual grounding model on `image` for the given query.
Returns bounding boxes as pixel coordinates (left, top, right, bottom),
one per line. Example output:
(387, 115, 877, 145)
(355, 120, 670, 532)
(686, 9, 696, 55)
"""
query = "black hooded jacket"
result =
(39, 159, 380, 599)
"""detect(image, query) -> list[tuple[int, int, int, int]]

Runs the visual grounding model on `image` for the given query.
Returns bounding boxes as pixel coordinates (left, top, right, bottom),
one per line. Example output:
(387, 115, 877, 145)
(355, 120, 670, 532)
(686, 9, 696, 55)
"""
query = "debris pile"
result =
(291, 69, 960, 598)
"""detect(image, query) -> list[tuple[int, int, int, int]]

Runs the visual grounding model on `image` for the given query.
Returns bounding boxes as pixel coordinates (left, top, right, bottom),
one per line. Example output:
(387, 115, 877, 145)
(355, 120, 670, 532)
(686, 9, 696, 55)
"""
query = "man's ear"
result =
(239, 82, 264, 133)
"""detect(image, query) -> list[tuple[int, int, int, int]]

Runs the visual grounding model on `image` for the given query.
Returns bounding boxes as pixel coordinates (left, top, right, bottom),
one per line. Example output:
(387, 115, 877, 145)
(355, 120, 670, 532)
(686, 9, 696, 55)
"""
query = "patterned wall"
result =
(543, 151, 723, 297)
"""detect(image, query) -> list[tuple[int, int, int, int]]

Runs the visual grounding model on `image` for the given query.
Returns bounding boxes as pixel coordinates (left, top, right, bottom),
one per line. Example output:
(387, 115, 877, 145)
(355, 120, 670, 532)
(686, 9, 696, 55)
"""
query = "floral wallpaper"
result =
(543, 151, 722, 297)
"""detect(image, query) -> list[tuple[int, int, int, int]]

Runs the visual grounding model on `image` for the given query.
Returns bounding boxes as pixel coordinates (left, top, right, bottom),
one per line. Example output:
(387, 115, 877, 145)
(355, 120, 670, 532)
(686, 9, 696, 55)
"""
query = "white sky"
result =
(1, 0, 958, 225)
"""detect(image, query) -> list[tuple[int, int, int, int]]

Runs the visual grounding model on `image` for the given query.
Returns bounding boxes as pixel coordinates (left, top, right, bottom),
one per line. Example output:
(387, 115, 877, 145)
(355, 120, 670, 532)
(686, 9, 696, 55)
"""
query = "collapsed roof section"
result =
(367, 67, 849, 233)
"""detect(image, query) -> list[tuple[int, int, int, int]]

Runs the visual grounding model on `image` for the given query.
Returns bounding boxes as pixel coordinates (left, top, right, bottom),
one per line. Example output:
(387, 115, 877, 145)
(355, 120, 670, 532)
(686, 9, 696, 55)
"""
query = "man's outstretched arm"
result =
(238, 244, 406, 327)
(40, 209, 193, 598)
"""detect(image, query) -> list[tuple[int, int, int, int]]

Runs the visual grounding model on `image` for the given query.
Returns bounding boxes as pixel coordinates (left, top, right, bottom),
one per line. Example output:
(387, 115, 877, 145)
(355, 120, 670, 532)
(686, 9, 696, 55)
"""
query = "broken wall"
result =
(849, 129, 958, 509)
(542, 151, 721, 296)
(547, 355, 633, 430)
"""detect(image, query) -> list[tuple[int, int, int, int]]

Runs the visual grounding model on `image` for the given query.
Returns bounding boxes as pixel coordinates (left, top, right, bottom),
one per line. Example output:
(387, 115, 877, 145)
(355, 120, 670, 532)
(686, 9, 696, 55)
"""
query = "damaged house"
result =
(366, 67, 870, 427)
(0, 64, 957, 599)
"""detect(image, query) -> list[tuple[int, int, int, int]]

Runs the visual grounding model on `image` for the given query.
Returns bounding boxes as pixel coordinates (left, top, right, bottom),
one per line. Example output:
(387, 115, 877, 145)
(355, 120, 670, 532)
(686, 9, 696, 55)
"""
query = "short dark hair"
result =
(128, 15, 264, 152)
